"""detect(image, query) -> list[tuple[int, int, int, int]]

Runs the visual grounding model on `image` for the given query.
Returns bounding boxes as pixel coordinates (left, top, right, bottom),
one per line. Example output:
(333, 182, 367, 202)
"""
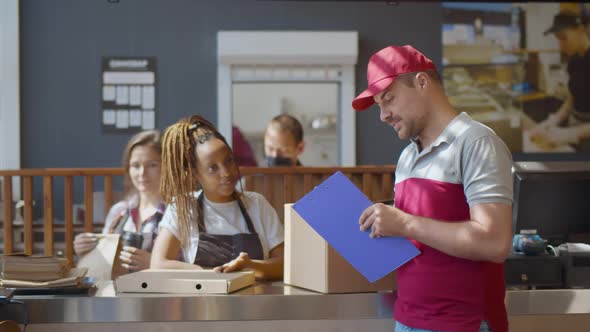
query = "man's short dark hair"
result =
(398, 70, 440, 88)
(268, 114, 304, 144)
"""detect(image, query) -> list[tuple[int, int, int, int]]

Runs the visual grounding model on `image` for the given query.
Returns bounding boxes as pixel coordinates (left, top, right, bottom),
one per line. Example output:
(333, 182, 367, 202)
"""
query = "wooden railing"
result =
(0, 166, 396, 265)
(240, 166, 396, 216)
(1, 168, 125, 264)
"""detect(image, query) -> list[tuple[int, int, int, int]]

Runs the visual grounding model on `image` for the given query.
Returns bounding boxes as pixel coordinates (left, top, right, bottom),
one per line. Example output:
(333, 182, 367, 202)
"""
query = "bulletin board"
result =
(101, 57, 157, 132)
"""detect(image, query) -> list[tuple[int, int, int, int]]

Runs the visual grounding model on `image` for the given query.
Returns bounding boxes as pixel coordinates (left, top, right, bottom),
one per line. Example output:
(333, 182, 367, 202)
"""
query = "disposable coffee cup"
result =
(122, 231, 143, 249)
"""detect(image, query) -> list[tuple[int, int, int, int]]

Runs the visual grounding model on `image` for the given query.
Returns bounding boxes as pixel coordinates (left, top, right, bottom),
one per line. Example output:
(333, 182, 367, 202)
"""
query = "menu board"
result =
(101, 57, 156, 132)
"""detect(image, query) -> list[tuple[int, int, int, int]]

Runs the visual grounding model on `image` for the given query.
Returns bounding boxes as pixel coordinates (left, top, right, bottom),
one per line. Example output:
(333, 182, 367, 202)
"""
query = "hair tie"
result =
(188, 122, 200, 133)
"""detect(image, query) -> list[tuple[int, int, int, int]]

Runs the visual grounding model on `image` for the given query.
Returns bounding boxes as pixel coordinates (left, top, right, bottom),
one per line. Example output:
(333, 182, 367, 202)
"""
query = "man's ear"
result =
(296, 140, 305, 156)
(415, 72, 428, 89)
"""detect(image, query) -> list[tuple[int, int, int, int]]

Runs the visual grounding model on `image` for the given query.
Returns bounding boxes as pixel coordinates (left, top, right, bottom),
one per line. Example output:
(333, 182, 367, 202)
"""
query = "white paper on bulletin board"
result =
(101, 57, 157, 133)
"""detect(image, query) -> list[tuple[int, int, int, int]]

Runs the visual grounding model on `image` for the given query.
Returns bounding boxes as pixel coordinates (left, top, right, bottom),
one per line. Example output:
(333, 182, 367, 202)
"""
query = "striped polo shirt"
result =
(393, 112, 513, 332)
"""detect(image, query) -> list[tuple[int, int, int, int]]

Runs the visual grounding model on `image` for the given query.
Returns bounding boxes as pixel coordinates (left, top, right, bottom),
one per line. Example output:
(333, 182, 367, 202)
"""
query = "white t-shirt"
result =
(159, 191, 284, 264)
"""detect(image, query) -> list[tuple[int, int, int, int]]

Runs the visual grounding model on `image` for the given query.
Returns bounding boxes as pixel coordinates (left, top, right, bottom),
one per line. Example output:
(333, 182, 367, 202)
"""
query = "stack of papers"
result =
(1, 268, 88, 288)
(0, 254, 88, 288)
(1, 254, 69, 281)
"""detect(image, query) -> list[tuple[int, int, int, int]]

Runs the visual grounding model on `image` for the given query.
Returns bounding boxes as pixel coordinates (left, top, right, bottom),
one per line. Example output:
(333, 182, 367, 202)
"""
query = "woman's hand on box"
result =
(213, 252, 251, 273)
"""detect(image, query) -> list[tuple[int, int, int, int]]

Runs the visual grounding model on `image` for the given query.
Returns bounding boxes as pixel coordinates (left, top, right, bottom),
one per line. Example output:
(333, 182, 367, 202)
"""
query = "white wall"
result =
(233, 83, 338, 133)
(233, 82, 339, 166)
(524, 3, 560, 50)
(0, 0, 20, 199)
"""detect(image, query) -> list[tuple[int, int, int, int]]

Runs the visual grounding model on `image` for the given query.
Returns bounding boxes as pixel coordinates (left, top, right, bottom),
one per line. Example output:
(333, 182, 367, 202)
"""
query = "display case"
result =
(443, 59, 525, 152)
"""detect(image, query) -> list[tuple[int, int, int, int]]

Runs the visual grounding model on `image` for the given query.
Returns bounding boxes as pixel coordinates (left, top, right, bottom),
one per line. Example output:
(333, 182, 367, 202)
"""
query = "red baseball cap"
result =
(352, 45, 436, 111)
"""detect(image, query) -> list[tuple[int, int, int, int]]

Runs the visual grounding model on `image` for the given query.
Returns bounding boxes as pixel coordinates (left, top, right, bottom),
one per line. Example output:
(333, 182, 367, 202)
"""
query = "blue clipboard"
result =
(292, 171, 420, 282)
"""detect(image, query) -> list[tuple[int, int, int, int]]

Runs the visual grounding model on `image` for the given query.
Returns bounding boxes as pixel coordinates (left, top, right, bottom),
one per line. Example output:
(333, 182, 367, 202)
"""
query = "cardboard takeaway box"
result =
(115, 269, 255, 294)
(284, 204, 396, 293)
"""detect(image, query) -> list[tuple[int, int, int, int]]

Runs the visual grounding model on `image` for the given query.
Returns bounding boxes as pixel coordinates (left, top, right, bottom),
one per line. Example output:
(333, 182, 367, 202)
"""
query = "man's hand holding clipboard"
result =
(293, 171, 420, 283)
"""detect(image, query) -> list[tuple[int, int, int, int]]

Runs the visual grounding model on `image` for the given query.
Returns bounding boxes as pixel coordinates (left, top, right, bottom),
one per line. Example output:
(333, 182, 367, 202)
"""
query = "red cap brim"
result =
(352, 76, 395, 111)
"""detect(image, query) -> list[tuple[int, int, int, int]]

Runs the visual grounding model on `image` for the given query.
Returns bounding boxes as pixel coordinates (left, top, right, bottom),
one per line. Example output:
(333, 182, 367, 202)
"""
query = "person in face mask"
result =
(263, 114, 305, 167)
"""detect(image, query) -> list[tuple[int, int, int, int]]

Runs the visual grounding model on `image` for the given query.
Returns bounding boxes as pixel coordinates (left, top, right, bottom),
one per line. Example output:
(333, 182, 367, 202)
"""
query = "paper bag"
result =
(77, 234, 124, 281)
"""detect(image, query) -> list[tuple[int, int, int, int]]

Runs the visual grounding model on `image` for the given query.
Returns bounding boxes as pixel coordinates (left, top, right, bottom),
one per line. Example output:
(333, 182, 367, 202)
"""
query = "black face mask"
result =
(265, 156, 294, 167)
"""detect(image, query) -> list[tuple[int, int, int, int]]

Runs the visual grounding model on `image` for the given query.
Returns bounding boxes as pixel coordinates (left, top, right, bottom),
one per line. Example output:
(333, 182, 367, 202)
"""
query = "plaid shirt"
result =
(102, 195, 166, 252)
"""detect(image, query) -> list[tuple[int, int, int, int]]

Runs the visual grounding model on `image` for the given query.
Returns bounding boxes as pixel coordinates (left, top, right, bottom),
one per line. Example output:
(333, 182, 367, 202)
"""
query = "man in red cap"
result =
(356, 45, 513, 332)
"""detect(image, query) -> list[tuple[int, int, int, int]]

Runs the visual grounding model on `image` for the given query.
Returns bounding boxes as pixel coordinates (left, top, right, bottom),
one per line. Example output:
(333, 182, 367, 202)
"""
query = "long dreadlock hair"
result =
(160, 115, 244, 247)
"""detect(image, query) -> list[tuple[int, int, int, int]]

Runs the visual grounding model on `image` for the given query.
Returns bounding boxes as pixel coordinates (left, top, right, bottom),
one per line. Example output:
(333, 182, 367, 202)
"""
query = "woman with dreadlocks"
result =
(151, 115, 284, 280)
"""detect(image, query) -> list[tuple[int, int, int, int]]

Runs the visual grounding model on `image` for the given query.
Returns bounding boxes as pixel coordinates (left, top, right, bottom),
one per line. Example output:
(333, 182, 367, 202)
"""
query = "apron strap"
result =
(234, 193, 257, 234)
